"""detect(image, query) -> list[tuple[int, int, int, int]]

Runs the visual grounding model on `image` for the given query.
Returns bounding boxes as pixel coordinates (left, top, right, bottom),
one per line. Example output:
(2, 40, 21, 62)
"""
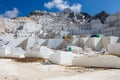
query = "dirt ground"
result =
(0, 58, 120, 80)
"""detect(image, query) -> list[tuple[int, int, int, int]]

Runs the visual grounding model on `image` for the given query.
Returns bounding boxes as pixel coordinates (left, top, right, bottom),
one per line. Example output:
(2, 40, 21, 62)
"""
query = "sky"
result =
(0, 0, 120, 18)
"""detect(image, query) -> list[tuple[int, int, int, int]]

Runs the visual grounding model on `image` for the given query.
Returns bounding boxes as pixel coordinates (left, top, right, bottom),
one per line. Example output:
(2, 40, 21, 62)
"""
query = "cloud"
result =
(44, 0, 82, 12)
(0, 8, 19, 18)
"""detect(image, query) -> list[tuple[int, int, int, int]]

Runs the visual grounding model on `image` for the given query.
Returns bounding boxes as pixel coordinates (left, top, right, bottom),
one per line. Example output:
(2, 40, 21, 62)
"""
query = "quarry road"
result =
(0, 58, 120, 80)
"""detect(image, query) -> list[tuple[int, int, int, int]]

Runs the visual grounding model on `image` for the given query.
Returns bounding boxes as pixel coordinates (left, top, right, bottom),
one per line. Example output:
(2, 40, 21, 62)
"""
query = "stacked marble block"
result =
(73, 36, 120, 68)
(72, 55, 120, 68)
(108, 43, 120, 56)
(79, 36, 119, 51)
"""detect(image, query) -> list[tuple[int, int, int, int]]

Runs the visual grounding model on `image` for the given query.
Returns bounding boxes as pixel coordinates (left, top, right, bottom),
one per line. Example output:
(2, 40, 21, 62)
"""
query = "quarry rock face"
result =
(81, 12, 93, 22)
(94, 11, 110, 24)
(0, 8, 119, 38)
(62, 8, 75, 18)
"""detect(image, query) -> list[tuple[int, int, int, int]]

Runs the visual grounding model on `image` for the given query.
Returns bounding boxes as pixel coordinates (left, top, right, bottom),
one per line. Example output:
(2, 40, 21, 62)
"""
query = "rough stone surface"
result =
(108, 43, 120, 56)
(102, 36, 119, 49)
(72, 55, 120, 68)
(49, 51, 74, 65)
